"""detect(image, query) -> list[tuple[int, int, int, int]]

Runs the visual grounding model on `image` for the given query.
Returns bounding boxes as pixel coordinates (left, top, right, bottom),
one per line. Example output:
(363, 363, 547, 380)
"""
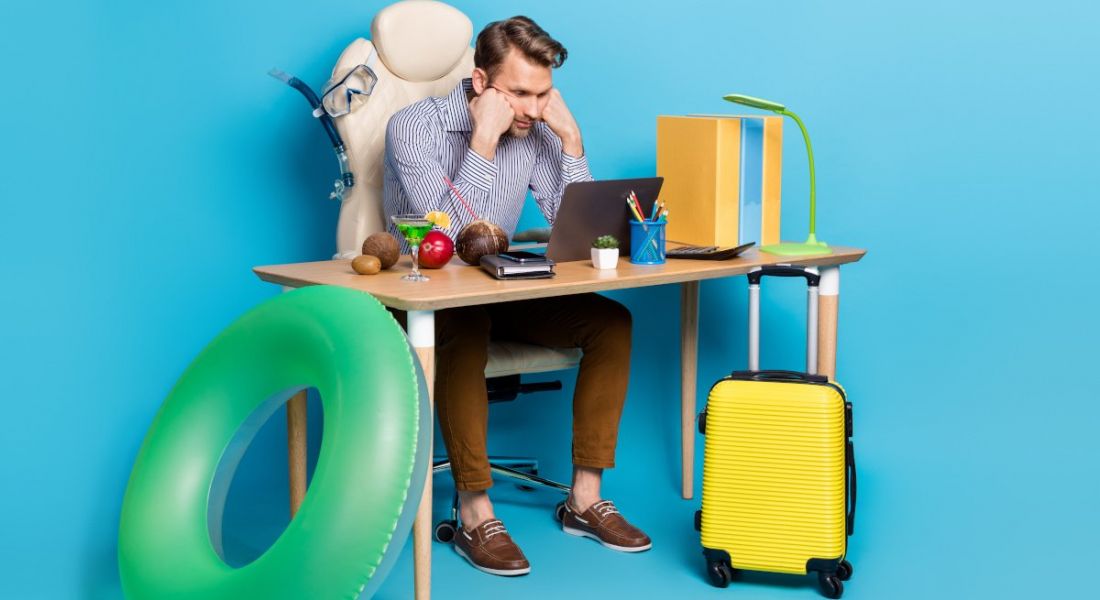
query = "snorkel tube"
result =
(268, 68, 354, 201)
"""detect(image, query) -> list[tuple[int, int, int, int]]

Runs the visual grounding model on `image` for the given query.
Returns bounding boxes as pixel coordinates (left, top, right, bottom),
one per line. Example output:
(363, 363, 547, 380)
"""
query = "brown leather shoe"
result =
(453, 519, 531, 576)
(561, 499, 652, 552)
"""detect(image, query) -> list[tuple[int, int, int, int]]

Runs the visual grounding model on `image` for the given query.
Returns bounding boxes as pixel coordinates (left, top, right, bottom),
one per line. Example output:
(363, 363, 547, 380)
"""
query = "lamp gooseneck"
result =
(780, 108, 818, 243)
(722, 92, 830, 256)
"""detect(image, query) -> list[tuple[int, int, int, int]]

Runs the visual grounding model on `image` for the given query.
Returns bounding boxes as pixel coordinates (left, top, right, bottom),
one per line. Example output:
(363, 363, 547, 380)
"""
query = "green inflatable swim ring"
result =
(119, 286, 429, 599)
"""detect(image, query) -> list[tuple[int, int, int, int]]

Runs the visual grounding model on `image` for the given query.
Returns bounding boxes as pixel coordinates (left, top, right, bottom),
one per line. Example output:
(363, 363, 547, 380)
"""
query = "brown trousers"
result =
(393, 293, 632, 491)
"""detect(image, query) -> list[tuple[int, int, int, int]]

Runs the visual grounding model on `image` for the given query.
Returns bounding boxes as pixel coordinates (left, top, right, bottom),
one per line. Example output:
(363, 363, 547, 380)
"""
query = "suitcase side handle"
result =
(846, 440, 857, 536)
(729, 370, 829, 384)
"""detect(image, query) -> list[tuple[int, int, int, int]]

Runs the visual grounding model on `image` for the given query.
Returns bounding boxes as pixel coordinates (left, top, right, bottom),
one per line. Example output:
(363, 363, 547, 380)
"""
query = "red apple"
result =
(418, 229, 454, 269)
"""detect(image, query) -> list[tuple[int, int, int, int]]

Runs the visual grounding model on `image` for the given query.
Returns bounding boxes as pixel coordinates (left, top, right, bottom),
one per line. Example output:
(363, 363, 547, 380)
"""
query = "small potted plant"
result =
(591, 235, 620, 270)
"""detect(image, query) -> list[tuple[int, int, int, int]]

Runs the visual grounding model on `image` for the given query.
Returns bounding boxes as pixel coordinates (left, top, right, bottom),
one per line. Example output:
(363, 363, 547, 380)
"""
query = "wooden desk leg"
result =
(817, 267, 840, 380)
(680, 281, 700, 500)
(287, 390, 308, 517)
(407, 310, 436, 600)
(282, 286, 308, 518)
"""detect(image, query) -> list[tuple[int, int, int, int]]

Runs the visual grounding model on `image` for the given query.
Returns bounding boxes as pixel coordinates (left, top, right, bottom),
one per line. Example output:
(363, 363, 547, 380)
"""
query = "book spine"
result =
(715, 118, 742, 247)
(761, 116, 783, 246)
(738, 117, 765, 246)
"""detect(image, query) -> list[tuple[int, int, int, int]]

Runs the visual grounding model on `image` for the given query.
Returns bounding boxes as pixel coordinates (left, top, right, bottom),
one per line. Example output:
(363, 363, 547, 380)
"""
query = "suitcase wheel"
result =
(837, 560, 853, 581)
(706, 559, 733, 588)
(818, 571, 844, 599)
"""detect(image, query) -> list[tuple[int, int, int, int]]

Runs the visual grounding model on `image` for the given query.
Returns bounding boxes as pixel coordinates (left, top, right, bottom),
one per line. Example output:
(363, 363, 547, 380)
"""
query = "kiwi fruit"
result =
(352, 255, 382, 275)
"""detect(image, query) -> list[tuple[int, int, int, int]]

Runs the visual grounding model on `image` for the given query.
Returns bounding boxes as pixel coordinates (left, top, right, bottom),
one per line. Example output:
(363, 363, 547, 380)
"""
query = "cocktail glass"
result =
(391, 213, 433, 282)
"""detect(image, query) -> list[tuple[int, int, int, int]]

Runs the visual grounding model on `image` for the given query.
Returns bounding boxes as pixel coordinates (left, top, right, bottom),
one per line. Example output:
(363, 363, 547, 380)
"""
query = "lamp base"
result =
(760, 235, 831, 257)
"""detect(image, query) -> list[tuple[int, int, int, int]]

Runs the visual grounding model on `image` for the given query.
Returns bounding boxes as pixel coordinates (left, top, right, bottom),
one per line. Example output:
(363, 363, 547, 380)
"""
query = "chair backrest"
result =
(328, 0, 474, 259)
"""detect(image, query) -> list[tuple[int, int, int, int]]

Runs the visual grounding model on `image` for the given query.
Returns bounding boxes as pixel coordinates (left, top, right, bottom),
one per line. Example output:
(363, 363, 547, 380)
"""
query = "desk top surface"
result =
(254, 246, 866, 311)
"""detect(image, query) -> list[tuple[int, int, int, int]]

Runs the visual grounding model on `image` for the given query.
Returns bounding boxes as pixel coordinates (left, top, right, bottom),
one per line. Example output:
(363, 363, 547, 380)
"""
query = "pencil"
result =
(626, 193, 646, 223)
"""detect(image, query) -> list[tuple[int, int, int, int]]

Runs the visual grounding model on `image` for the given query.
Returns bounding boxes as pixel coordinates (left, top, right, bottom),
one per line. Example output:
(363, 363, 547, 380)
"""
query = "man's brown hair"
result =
(474, 16, 567, 78)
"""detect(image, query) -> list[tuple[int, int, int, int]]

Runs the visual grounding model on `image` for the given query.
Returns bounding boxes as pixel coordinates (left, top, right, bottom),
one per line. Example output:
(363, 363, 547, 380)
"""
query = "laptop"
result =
(544, 178, 664, 262)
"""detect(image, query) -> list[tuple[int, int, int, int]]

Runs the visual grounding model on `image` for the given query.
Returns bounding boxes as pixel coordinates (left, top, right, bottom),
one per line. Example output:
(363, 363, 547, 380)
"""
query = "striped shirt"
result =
(383, 78, 592, 249)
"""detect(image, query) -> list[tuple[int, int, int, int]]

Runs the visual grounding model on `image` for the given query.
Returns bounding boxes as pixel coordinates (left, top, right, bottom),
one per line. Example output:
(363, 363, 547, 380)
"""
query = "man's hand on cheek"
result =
(469, 88, 515, 160)
(541, 88, 583, 157)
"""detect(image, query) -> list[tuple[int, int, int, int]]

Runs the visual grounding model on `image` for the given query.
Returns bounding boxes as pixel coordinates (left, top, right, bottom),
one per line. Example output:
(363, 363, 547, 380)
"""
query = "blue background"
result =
(2, 0, 1098, 598)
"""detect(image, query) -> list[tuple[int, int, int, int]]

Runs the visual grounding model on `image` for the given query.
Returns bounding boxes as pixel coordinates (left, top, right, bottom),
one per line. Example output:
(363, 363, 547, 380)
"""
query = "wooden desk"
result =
(254, 246, 866, 600)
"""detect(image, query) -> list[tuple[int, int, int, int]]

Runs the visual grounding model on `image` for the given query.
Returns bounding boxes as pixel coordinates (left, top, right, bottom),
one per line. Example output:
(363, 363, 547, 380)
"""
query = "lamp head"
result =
(723, 93, 786, 113)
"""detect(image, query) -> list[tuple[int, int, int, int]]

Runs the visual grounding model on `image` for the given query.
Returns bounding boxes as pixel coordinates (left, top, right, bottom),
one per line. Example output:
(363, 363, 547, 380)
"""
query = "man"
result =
(383, 16, 651, 576)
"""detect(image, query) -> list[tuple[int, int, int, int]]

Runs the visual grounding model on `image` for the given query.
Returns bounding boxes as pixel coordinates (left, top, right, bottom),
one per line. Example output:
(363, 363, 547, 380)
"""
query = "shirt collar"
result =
(440, 78, 474, 132)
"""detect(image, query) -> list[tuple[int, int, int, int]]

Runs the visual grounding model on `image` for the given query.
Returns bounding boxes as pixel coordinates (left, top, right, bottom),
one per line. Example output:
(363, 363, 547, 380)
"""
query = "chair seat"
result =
(485, 341, 582, 378)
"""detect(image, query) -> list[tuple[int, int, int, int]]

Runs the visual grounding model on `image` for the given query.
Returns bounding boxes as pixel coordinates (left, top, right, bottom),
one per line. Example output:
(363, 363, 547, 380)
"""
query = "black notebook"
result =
(479, 254, 556, 279)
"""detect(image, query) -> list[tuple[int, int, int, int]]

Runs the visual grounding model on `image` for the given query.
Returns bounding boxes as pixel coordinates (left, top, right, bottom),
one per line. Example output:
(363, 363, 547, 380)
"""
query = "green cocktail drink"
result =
(391, 214, 432, 282)
(396, 221, 432, 244)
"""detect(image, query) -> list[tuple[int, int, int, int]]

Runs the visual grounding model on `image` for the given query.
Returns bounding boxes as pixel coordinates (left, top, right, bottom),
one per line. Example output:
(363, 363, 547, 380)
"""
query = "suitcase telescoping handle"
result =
(747, 266, 820, 374)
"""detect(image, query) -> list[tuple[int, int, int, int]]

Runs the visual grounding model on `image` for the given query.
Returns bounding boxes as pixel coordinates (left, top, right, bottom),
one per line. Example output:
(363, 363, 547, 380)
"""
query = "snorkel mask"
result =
(268, 50, 379, 202)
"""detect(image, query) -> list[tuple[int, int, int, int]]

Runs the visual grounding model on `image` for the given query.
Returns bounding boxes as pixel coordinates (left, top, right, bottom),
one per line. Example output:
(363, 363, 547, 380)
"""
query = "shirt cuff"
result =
(561, 152, 592, 182)
(457, 147, 498, 192)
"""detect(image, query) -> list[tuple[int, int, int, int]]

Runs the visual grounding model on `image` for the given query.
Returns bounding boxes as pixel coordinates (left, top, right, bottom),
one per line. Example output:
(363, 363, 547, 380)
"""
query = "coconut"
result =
(454, 219, 509, 265)
(361, 232, 400, 270)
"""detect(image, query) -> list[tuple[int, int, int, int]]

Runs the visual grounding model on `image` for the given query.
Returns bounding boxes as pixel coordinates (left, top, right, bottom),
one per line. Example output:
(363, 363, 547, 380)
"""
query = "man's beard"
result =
(507, 121, 534, 138)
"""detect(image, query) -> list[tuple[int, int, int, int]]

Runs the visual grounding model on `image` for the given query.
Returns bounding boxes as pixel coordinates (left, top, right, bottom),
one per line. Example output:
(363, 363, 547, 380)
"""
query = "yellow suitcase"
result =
(696, 266, 856, 598)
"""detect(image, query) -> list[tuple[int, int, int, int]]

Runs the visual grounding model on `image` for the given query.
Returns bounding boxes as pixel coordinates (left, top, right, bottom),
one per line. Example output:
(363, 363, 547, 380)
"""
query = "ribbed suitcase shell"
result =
(701, 377, 847, 574)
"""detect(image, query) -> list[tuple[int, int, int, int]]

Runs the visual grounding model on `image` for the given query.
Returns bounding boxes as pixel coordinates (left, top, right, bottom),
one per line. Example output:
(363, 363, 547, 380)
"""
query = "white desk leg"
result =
(282, 286, 308, 518)
(680, 281, 700, 500)
(407, 310, 435, 600)
(817, 267, 840, 380)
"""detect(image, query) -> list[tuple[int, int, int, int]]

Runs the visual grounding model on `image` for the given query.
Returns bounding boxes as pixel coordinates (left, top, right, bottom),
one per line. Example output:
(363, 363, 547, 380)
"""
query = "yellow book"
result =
(656, 115, 782, 247)
(760, 116, 783, 247)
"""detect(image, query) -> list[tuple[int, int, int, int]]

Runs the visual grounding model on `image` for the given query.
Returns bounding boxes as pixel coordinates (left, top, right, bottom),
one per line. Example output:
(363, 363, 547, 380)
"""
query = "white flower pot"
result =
(591, 247, 619, 270)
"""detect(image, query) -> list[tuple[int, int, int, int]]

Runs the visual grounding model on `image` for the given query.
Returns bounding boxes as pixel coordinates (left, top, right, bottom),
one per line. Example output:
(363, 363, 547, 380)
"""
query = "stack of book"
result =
(656, 115, 783, 248)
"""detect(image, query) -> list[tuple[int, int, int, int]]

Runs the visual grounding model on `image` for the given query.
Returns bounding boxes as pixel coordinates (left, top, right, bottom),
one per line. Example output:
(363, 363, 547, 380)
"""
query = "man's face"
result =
(474, 48, 553, 138)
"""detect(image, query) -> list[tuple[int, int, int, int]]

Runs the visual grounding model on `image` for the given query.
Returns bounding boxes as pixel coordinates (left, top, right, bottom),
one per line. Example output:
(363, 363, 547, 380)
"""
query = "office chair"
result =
(287, 0, 579, 539)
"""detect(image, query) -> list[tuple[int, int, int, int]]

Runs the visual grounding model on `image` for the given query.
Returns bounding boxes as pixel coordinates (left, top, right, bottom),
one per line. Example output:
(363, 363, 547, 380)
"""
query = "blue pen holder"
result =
(629, 220, 666, 265)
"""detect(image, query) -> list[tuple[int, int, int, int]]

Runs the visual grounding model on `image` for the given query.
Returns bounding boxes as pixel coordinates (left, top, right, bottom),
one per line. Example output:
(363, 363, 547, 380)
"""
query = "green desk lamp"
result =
(723, 93, 831, 256)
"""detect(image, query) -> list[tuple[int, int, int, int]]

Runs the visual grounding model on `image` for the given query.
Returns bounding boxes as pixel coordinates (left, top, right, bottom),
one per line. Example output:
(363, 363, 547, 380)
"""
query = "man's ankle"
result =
(569, 492, 602, 514)
(458, 490, 495, 530)
(570, 466, 603, 512)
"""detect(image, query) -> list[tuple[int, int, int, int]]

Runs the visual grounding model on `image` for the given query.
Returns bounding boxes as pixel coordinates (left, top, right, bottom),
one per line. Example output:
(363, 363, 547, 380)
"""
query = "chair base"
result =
(431, 457, 571, 543)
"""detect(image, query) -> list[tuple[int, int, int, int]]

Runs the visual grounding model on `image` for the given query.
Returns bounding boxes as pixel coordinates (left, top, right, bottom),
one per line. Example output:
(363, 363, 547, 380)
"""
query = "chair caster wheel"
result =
(433, 520, 457, 543)
(554, 501, 566, 523)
